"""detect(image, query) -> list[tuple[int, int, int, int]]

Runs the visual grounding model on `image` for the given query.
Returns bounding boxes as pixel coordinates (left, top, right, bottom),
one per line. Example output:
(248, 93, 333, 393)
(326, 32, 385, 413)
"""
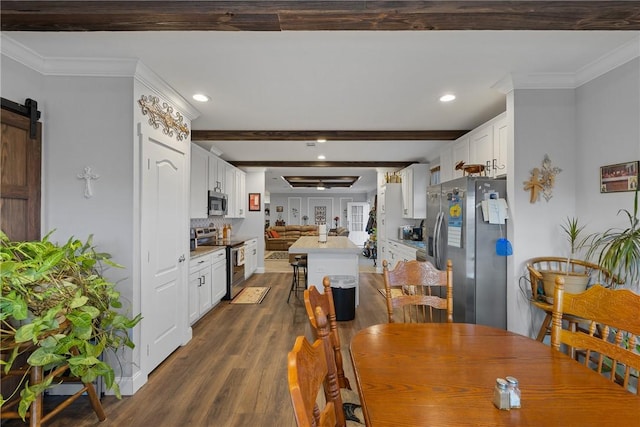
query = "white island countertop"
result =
(289, 236, 361, 307)
(289, 236, 361, 253)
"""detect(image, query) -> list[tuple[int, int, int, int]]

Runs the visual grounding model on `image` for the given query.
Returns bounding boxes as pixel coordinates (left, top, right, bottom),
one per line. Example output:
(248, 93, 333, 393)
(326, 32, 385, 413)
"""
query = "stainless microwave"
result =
(208, 190, 228, 216)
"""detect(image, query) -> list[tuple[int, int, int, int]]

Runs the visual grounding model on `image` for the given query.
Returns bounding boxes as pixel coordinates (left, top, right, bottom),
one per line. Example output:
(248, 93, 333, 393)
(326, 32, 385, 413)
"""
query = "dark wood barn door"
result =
(1, 100, 42, 241)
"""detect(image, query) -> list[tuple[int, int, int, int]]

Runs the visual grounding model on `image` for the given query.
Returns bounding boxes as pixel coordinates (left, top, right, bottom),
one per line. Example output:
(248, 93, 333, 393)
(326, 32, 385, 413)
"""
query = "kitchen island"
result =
(289, 236, 361, 306)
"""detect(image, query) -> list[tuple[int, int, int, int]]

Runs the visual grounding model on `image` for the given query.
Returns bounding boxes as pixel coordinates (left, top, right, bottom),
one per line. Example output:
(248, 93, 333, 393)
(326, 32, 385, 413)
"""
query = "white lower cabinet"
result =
(244, 238, 258, 279)
(189, 248, 227, 325)
(211, 249, 227, 304)
(189, 254, 212, 325)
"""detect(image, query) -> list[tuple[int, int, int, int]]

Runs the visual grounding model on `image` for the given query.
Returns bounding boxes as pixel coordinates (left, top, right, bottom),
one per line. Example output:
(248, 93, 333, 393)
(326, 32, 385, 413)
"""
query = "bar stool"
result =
(295, 255, 308, 288)
(287, 261, 304, 303)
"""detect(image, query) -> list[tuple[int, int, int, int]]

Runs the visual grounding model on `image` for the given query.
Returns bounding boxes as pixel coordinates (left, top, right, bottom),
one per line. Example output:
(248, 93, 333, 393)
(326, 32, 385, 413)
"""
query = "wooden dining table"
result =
(350, 323, 640, 426)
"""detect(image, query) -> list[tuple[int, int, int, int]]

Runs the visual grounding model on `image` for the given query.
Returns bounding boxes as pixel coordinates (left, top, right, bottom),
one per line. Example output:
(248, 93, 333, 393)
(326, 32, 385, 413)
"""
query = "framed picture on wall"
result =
(248, 193, 261, 211)
(600, 161, 639, 193)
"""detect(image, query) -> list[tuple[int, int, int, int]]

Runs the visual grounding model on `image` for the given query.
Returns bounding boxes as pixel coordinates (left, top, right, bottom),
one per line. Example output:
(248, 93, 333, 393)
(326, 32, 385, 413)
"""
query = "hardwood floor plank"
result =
(2, 270, 387, 427)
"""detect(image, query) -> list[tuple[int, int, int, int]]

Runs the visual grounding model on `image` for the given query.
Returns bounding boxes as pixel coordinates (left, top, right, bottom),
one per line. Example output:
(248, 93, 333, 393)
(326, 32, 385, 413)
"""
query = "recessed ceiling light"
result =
(440, 94, 456, 102)
(317, 154, 326, 160)
(192, 94, 210, 102)
(317, 138, 327, 143)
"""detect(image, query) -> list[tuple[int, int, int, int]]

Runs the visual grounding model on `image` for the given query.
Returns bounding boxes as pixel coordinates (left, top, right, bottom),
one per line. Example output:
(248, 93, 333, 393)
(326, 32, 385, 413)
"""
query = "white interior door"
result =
(141, 132, 187, 373)
(347, 202, 369, 247)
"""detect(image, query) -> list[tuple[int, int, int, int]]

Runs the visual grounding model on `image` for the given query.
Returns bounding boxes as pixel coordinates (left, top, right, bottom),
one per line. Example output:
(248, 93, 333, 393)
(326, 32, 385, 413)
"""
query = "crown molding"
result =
(493, 36, 640, 93)
(1, 34, 200, 120)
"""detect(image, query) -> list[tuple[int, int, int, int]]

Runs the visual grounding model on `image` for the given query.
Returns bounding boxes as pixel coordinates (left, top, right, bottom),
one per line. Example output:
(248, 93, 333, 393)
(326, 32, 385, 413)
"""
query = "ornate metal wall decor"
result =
(138, 95, 189, 141)
(523, 154, 562, 203)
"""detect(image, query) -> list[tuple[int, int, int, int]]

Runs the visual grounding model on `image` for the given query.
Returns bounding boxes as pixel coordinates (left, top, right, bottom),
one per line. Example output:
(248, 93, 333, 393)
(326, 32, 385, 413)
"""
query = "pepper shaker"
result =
(492, 378, 510, 410)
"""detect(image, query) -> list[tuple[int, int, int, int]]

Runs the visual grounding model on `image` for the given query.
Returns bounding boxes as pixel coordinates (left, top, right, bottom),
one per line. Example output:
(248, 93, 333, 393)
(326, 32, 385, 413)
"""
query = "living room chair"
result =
(526, 257, 622, 342)
(382, 259, 453, 323)
(551, 276, 640, 394)
(288, 307, 350, 427)
(303, 278, 360, 405)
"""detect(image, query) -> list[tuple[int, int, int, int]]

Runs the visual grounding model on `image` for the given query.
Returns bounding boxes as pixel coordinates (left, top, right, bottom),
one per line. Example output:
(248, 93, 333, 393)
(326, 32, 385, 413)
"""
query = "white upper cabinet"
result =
(400, 164, 428, 219)
(468, 112, 507, 178)
(451, 136, 470, 179)
(224, 166, 246, 218)
(190, 144, 209, 218)
(439, 146, 453, 184)
(208, 155, 226, 193)
(438, 112, 508, 183)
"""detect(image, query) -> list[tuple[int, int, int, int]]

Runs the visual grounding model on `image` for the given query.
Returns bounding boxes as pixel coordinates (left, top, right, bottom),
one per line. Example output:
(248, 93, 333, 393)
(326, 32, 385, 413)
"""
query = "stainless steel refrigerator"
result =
(425, 177, 507, 328)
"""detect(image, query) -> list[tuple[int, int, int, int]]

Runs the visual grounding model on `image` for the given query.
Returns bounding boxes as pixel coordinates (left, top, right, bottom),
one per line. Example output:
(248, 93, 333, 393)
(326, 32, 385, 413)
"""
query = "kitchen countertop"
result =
(390, 238, 426, 250)
(190, 246, 226, 259)
(190, 235, 258, 259)
(288, 236, 360, 253)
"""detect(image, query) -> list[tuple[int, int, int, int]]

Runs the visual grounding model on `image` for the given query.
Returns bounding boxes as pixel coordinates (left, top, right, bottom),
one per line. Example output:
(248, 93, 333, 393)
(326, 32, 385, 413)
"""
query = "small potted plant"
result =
(0, 230, 141, 420)
(539, 216, 593, 298)
(334, 216, 340, 229)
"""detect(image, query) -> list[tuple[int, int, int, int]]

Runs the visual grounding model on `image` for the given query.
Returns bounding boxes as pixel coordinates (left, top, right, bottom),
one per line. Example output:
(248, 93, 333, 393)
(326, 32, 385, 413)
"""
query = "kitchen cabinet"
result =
(400, 164, 428, 219)
(438, 112, 508, 183)
(208, 155, 226, 193)
(439, 147, 453, 184)
(225, 166, 246, 218)
(377, 184, 403, 269)
(211, 249, 227, 304)
(189, 253, 213, 324)
(468, 112, 507, 178)
(244, 238, 258, 279)
(386, 240, 417, 270)
(451, 136, 470, 179)
(190, 144, 209, 219)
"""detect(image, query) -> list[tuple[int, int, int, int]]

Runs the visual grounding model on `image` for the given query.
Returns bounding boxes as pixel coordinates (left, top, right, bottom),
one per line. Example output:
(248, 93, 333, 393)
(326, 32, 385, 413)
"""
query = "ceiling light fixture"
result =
(192, 94, 210, 102)
(317, 138, 327, 143)
(317, 154, 326, 160)
(440, 94, 456, 102)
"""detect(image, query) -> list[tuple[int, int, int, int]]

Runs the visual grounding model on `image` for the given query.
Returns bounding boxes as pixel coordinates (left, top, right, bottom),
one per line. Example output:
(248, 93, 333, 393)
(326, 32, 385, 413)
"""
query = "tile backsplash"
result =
(190, 217, 223, 230)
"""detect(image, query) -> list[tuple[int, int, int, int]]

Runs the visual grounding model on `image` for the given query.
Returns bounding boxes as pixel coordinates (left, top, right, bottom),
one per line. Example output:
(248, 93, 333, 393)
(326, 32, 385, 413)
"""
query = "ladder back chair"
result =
(382, 259, 453, 323)
(551, 276, 640, 395)
(527, 257, 622, 342)
(304, 277, 360, 406)
(288, 306, 347, 427)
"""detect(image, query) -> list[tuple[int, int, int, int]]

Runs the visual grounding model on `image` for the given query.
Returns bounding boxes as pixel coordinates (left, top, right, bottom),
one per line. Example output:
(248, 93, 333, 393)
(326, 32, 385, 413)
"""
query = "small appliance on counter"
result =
(399, 225, 413, 240)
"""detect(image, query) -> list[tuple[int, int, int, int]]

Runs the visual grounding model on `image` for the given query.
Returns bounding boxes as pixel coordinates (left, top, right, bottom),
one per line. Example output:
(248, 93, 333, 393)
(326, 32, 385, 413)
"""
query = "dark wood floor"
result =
(4, 271, 387, 426)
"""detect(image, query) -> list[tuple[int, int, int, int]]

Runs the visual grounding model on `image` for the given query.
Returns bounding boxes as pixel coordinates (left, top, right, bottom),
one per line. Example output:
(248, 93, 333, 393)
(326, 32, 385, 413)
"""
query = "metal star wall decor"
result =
(138, 95, 189, 141)
(523, 154, 562, 203)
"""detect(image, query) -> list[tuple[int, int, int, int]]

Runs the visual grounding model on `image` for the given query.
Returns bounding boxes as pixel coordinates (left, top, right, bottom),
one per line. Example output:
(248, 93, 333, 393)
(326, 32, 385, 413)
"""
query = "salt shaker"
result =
(505, 376, 521, 408)
(492, 378, 510, 410)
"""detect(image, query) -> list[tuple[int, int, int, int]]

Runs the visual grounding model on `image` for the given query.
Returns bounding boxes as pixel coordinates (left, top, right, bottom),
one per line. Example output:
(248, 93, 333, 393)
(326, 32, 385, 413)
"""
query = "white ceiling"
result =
(4, 30, 639, 194)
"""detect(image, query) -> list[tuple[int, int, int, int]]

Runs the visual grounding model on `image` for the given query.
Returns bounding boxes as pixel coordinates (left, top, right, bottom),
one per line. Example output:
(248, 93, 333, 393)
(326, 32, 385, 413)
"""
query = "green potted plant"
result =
(586, 189, 640, 289)
(0, 230, 141, 420)
(539, 216, 593, 298)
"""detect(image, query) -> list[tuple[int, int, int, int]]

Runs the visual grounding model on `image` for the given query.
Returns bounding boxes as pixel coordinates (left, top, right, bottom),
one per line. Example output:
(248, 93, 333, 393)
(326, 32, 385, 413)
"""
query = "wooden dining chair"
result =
(527, 256, 622, 342)
(303, 278, 360, 406)
(382, 259, 453, 323)
(288, 306, 348, 427)
(551, 276, 640, 394)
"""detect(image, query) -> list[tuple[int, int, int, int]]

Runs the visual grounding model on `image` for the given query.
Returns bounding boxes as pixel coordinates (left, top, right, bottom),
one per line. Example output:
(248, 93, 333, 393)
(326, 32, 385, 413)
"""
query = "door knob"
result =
(178, 254, 186, 262)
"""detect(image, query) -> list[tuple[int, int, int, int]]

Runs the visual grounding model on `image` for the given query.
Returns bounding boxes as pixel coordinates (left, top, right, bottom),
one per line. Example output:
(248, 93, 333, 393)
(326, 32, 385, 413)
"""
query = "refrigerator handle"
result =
(434, 211, 443, 270)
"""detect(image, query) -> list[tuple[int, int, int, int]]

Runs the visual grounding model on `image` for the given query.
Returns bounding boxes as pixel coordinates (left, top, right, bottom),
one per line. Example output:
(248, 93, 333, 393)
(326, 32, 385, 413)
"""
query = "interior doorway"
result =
(347, 202, 370, 247)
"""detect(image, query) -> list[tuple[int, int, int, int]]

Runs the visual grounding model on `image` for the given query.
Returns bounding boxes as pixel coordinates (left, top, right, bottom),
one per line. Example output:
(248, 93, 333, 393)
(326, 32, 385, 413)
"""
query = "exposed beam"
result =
(2, 1, 639, 31)
(191, 130, 468, 141)
(229, 161, 414, 168)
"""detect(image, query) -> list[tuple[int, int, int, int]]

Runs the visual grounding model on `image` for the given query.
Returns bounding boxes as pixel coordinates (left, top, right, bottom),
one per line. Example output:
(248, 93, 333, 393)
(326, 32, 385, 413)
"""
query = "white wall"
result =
(268, 192, 368, 227)
(234, 169, 267, 272)
(506, 56, 640, 336)
(576, 57, 640, 234)
(507, 88, 578, 337)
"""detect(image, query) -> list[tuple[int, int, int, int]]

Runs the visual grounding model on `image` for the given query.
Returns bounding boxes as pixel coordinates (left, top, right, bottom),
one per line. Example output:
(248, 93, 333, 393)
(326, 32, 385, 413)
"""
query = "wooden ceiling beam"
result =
(191, 130, 467, 141)
(229, 161, 414, 168)
(2, 1, 639, 31)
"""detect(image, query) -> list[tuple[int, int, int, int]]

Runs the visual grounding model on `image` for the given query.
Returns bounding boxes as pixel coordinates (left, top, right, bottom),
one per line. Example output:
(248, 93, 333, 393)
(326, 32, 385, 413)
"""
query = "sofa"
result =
(265, 225, 319, 251)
